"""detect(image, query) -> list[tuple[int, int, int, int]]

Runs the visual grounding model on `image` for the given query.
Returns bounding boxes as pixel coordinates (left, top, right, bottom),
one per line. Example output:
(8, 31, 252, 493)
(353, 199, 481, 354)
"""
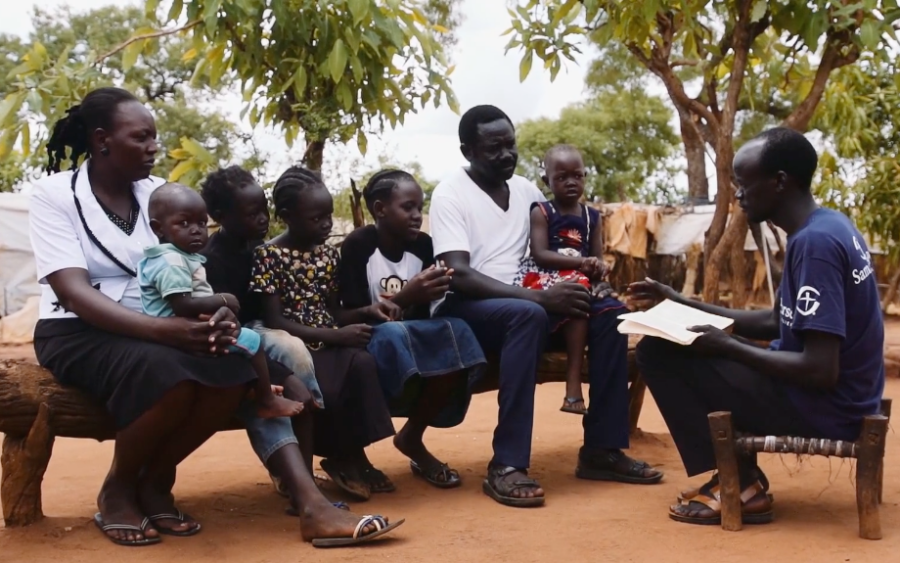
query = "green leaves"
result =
(328, 39, 349, 83)
(519, 48, 534, 81)
(750, 0, 768, 23)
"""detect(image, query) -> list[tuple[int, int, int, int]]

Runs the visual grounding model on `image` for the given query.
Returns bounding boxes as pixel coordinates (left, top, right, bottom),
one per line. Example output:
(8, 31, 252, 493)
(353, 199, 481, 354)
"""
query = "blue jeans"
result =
(236, 323, 322, 466)
(246, 321, 323, 408)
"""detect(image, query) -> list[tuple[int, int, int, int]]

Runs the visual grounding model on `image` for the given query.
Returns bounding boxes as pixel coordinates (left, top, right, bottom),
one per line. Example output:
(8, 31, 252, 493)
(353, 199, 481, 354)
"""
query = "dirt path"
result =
(4, 322, 900, 563)
(1, 376, 898, 562)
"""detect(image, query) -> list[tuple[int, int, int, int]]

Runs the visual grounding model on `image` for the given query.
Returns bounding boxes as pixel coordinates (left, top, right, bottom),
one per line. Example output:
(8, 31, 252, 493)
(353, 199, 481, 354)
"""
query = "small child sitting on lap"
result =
(138, 183, 303, 419)
(513, 145, 609, 416)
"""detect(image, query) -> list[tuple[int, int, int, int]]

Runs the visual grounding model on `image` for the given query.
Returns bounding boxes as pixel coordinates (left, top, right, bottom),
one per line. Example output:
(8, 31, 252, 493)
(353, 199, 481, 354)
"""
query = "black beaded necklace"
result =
(95, 191, 140, 235)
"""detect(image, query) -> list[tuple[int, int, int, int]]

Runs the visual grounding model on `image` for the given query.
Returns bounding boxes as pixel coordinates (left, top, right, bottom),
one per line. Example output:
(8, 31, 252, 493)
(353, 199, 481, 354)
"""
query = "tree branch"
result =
(782, 33, 859, 131)
(94, 20, 202, 66)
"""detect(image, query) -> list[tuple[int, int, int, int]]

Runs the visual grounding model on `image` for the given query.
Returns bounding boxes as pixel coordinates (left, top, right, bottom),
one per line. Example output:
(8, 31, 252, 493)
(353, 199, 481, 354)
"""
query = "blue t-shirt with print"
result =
(774, 208, 884, 440)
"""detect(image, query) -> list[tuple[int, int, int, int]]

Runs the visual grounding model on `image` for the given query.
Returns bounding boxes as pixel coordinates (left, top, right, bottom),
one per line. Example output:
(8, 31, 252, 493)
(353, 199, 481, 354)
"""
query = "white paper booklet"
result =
(617, 299, 734, 345)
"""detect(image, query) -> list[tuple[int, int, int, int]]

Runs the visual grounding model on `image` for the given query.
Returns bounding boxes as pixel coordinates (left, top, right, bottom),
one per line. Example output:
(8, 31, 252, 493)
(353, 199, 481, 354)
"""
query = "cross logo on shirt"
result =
(795, 285, 820, 317)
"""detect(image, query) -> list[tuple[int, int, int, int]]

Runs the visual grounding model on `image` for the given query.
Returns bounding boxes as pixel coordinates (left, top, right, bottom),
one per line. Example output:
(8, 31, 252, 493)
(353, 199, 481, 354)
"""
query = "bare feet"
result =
(97, 476, 160, 543)
(137, 479, 199, 534)
(257, 393, 305, 419)
(297, 500, 389, 543)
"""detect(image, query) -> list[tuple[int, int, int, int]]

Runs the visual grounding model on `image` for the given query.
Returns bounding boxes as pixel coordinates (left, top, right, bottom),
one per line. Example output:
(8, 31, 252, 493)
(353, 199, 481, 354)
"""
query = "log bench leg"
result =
(1, 403, 55, 527)
(876, 398, 891, 504)
(708, 411, 742, 532)
(856, 414, 888, 540)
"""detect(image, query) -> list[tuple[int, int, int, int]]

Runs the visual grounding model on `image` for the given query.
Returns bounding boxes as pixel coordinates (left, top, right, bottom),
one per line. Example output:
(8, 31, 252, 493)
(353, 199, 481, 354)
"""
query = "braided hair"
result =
(362, 169, 416, 215)
(200, 165, 257, 222)
(272, 166, 326, 212)
(46, 87, 139, 173)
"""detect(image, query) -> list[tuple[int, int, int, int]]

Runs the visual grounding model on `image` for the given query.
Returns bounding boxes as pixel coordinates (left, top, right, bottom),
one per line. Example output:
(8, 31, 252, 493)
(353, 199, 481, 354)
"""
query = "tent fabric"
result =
(0, 295, 38, 344)
(652, 207, 785, 256)
(0, 192, 39, 316)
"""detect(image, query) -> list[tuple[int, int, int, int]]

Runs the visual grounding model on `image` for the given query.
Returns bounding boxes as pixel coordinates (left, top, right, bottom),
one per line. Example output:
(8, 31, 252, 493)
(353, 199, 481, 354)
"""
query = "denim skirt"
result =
(367, 318, 486, 428)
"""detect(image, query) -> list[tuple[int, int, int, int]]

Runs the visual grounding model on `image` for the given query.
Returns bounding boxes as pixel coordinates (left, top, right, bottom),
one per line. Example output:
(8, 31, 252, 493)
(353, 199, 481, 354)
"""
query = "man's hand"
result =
(365, 300, 402, 322)
(533, 282, 591, 317)
(688, 325, 734, 355)
(625, 277, 680, 310)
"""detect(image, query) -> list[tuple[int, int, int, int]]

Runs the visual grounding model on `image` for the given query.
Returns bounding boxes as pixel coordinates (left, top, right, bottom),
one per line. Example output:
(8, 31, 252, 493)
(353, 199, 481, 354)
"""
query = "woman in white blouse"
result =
(29, 88, 256, 546)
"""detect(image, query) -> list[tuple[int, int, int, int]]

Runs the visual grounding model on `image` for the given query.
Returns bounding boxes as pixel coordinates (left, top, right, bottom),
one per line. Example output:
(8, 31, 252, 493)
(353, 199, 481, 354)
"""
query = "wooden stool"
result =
(708, 398, 891, 540)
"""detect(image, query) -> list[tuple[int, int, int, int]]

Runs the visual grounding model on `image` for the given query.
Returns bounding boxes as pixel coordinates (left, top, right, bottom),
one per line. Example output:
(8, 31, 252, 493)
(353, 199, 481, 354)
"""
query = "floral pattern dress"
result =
(513, 201, 599, 290)
(249, 243, 340, 350)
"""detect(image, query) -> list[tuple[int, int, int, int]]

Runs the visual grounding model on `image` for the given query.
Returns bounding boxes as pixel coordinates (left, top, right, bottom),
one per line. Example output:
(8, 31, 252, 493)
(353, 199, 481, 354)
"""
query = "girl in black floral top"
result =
(250, 166, 398, 500)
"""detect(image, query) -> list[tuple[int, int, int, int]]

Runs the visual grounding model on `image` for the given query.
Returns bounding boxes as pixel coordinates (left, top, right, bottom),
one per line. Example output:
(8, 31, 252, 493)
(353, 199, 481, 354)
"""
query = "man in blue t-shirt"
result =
(627, 127, 884, 526)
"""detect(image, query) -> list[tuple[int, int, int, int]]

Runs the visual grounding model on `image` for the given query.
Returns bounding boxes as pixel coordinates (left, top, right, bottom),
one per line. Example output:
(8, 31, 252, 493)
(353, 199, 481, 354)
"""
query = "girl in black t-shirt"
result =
(339, 169, 487, 489)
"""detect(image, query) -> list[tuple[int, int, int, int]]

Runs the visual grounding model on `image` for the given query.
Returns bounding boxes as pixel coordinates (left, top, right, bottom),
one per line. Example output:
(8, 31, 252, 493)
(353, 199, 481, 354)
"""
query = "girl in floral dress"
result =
(513, 145, 618, 415)
(250, 166, 398, 501)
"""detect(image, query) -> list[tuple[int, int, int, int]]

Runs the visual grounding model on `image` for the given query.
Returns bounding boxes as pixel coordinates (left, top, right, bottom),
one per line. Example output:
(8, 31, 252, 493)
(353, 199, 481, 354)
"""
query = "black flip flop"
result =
(93, 513, 161, 547)
(410, 460, 462, 489)
(483, 466, 545, 508)
(147, 509, 201, 537)
(320, 459, 371, 501)
(359, 466, 396, 493)
(311, 515, 405, 548)
(560, 397, 587, 415)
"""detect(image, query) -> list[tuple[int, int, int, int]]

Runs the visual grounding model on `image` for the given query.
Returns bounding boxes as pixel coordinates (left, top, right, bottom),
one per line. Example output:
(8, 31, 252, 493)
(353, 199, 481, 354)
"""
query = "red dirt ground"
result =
(2, 326, 900, 563)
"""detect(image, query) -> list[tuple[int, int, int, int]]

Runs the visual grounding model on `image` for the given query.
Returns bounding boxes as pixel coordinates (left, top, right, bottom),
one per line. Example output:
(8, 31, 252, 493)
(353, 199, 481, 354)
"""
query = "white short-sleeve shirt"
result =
(29, 159, 164, 319)
(430, 167, 545, 285)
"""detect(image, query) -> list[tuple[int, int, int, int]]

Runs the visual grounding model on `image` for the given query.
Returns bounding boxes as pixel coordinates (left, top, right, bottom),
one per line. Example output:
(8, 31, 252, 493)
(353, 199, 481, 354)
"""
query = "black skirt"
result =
(34, 319, 257, 430)
(310, 347, 395, 458)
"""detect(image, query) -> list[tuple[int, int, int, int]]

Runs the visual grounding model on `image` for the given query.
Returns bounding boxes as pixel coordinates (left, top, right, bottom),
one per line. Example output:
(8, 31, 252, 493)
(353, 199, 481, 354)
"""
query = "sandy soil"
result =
(2, 346, 900, 562)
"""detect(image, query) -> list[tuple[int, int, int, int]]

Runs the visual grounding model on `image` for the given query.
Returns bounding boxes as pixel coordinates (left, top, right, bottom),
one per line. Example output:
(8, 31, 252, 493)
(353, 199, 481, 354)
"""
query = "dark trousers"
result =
(636, 336, 817, 477)
(439, 295, 632, 469)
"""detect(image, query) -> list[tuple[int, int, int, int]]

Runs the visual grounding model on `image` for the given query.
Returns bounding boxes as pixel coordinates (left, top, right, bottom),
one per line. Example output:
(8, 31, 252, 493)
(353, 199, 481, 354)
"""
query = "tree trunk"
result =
(882, 266, 900, 313)
(703, 205, 749, 304)
(350, 179, 366, 229)
(749, 221, 783, 288)
(680, 112, 710, 203)
(303, 139, 326, 171)
(1, 402, 54, 527)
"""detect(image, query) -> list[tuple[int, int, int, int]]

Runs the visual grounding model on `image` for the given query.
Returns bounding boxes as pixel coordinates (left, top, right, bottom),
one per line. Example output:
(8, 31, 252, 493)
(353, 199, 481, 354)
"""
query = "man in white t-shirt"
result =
(431, 105, 662, 508)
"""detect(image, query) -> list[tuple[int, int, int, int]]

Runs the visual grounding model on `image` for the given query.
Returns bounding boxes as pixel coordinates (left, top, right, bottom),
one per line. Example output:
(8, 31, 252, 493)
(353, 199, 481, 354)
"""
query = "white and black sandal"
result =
(311, 514, 405, 548)
(93, 513, 161, 546)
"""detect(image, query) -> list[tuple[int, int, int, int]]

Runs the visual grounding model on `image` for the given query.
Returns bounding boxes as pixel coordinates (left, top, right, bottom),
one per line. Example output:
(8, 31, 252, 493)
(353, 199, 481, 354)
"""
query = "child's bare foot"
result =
(257, 394, 305, 419)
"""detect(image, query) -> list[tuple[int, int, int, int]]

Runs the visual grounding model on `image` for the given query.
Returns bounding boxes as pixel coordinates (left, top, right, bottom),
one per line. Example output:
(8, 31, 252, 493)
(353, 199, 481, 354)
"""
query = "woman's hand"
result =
(153, 307, 239, 355)
(625, 277, 680, 310)
(391, 264, 453, 307)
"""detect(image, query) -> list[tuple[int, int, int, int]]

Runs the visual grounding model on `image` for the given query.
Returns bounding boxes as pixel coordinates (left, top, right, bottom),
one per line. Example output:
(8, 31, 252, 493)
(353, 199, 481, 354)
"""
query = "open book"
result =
(617, 299, 734, 345)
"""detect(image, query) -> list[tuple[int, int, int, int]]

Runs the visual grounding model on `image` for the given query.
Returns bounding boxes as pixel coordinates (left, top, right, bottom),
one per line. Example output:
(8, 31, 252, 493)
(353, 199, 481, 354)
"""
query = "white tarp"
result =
(653, 205, 785, 256)
(0, 192, 39, 316)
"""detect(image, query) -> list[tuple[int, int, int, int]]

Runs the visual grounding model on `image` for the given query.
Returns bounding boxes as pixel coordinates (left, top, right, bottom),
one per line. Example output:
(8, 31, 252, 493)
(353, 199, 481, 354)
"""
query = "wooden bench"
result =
(0, 344, 645, 527)
(708, 398, 892, 540)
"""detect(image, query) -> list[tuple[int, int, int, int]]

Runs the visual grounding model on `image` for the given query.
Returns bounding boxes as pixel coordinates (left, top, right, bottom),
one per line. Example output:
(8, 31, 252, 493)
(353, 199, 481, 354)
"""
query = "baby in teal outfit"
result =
(138, 183, 303, 419)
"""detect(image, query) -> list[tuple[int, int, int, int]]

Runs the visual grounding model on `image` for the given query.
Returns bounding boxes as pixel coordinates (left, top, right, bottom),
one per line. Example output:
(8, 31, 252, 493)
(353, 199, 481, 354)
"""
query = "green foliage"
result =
(814, 56, 900, 262)
(515, 88, 681, 204)
(0, 5, 247, 183)
(331, 157, 437, 224)
(0, 149, 26, 191)
(149, 0, 459, 172)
